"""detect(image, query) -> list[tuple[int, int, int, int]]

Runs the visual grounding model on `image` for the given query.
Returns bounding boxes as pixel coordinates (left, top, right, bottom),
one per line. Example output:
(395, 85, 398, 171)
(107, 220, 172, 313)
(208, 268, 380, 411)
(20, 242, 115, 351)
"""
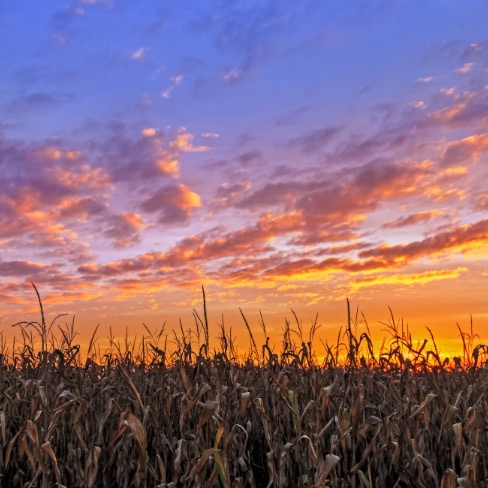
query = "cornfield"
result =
(0, 285, 487, 487)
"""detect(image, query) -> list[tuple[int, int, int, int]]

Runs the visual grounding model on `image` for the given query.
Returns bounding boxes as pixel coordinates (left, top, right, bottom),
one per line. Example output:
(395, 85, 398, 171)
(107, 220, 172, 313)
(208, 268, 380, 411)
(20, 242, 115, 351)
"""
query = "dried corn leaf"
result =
(41, 441, 61, 482)
(0, 411, 5, 446)
(440, 468, 457, 488)
(453, 422, 463, 457)
(356, 415, 382, 438)
(5, 431, 21, 467)
(315, 453, 340, 485)
(86, 445, 102, 488)
(124, 411, 147, 451)
(409, 393, 437, 418)
(240, 391, 250, 416)
(197, 400, 218, 431)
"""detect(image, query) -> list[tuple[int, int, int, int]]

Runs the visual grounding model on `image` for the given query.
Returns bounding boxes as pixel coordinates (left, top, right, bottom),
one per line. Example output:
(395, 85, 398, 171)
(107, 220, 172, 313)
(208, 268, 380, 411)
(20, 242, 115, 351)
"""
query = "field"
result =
(0, 287, 487, 487)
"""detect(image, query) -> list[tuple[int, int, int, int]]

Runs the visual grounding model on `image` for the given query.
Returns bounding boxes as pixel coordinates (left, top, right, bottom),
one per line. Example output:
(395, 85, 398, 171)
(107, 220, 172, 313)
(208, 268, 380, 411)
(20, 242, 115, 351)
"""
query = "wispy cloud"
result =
(132, 47, 145, 60)
(383, 210, 444, 229)
(347, 267, 468, 293)
(456, 62, 474, 74)
(162, 75, 183, 99)
(6, 91, 74, 113)
(410, 100, 425, 109)
(288, 127, 341, 153)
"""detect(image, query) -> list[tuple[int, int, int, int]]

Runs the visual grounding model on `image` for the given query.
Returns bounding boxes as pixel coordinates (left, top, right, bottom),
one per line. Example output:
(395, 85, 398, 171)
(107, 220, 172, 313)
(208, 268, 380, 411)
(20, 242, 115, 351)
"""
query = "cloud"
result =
(359, 219, 488, 264)
(221, 67, 242, 81)
(332, 128, 412, 164)
(6, 91, 74, 113)
(288, 228, 360, 246)
(50, 0, 114, 45)
(95, 125, 207, 182)
(201, 132, 220, 139)
(296, 158, 432, 226)
(58, 196, 106, 221)
(201, 150, 262, 180)
(476, 193, 488, 210)
(0, 259, 56, 277)
(0, 123, 213, 284)
(440, 133, 488, 166)
(288, 127, 341, 153)
(347, 267, 468, 293)
(0, 194, 92, 263)
(72, 209, 488, 292)
(216, 181, 252, 206)
(312, 241, 372, 256)
(0, 139, 111, 206)
(238, 181, 299, 209)
(141, 183, 202, 224)
(141, 128, 157, 137)
(104, 213, 147, 248)
(259, 254, 385, 280)
(410, 100, 425, 109)
(0, 135, 111, 238)
(169, 128, 208, 152)
(455, 62, 474, 74)
(440, 87, 456, 96)
(383, 210, 443, 228)
(39, 241, 95, 266)
(132, 48, 145, 60)
(77, 211, 303, 284)
(234, 156, 437, 244)
(161, 75, 183, 99)
(237, 150, 262, 165)
(276, 105, 311, 126)
(429, 89, 488, 128)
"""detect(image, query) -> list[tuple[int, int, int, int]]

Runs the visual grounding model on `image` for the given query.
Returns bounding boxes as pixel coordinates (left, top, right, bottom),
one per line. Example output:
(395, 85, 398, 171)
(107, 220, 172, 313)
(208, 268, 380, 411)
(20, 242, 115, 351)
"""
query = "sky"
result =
(1, 0, 487, 356)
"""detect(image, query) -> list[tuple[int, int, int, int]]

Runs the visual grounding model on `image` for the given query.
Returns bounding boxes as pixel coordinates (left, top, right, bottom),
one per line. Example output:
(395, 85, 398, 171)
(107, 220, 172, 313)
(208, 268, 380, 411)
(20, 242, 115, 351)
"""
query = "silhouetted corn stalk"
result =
(0, 284, 487, 486)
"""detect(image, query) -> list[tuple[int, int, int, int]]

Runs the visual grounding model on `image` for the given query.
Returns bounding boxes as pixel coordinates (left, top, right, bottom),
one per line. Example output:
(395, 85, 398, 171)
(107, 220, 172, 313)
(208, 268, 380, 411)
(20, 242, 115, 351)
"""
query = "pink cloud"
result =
(359, 219, 488, 263)
(440, 133, 488, 166)
(104, 213, 147, 248)
(141, 183, 202, 224)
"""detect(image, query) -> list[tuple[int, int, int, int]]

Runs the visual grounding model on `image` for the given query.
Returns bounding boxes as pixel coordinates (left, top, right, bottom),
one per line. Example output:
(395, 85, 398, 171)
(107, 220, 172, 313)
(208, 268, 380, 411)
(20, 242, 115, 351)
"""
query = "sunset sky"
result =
(1, 1, 487, 355)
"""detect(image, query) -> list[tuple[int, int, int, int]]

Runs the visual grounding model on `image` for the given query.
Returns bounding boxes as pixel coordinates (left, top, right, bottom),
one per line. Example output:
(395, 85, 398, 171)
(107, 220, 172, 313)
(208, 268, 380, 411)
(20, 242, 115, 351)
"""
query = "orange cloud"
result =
(35, 147, 83, 162)
(141, 127, 156, 137)
(169, 129, 209, 152)
(440, 133, 488, 166)
(360, 219, 488, 264)
(156, 159, 180, 177)
(52, 164, 112, 189)
(141, 183, 201, 224)
(347, 267, 468, 293)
